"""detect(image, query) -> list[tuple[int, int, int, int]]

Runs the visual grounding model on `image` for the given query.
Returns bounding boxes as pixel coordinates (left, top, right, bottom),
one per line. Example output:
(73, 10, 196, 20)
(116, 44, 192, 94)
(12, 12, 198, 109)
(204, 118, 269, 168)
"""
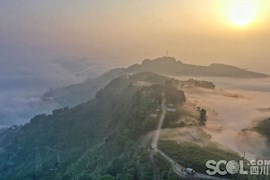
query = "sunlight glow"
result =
(228, 0, 259, 26)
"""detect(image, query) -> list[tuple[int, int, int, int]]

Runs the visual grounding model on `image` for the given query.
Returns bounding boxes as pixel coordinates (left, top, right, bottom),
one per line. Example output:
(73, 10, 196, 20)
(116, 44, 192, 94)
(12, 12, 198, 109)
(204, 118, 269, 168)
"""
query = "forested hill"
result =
(0, 77, 185, 179)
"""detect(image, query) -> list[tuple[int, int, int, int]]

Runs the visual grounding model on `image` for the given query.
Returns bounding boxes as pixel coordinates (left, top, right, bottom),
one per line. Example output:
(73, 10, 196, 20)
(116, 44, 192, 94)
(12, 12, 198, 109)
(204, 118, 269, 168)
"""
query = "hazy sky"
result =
(1, 0, 270, 72)
(1, 0, 270, 125)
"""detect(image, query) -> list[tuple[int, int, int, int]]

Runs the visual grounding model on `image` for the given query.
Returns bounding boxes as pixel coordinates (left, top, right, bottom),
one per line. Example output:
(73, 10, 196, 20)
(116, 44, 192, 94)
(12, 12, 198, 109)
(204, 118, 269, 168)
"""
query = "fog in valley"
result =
(163, 76, 270, 160)
(0, 58, 111, 125)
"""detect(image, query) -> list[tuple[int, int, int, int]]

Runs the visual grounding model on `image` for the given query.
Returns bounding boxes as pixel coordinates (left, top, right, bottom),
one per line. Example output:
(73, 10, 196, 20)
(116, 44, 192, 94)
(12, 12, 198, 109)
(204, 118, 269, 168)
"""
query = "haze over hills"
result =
(2, 1, 270, 179)
(1, 62, 269, 179)
(127, 57, 269, 78)
(0, 76, 182, 179)
(44, 56, 268, 108)
(1, 56, 268, 126)
(0, 75, 245, 179)
(0, 58, 111, 126)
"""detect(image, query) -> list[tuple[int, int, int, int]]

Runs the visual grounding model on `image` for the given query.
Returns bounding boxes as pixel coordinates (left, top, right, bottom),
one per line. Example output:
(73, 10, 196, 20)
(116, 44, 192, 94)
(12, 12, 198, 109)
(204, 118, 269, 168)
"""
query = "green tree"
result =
(199, 108, 207, 126)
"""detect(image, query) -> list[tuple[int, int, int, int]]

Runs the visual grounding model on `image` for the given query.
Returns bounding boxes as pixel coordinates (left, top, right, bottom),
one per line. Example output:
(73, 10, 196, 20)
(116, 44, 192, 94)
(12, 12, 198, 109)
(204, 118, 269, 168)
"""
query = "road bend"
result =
(149, 95, 228, 180)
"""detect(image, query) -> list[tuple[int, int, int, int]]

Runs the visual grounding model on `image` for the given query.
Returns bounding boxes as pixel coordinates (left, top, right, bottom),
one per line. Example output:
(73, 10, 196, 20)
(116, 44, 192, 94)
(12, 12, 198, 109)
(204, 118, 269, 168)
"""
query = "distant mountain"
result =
(43, 68, 125, 107)
(127, 57, 269, 78)
(43, 56, 268, 108)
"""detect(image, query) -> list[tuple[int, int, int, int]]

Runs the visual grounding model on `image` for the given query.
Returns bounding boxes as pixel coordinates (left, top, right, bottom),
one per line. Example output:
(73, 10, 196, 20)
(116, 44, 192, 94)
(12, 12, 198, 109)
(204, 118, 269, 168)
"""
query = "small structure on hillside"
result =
(167, 104, 176, 112)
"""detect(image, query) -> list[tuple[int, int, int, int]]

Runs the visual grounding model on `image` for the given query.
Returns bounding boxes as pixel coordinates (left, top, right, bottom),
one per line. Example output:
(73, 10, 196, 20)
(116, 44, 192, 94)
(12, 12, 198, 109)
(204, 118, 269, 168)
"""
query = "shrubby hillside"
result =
(255, 118, 270, 142)
(0, 76, 187, 179)
(0, 74, 249, 179)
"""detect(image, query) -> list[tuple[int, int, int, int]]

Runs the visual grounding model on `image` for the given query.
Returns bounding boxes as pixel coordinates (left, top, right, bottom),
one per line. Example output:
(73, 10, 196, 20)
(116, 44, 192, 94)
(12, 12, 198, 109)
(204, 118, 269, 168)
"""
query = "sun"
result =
(228, 0, 258, 26)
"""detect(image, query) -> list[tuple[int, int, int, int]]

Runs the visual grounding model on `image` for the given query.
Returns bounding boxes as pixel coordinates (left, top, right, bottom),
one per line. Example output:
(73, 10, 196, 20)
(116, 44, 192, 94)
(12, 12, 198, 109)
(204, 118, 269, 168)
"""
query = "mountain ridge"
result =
(43, 56, 268, 108)
(126, 57, 268, 78)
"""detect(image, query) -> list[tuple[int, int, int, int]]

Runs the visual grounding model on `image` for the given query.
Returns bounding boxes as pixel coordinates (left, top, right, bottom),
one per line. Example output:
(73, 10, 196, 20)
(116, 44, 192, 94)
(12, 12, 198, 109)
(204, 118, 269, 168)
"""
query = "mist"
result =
(181, 77, 270, 160)
(1, 0, 270, 127)
(0, 57, 111, 125)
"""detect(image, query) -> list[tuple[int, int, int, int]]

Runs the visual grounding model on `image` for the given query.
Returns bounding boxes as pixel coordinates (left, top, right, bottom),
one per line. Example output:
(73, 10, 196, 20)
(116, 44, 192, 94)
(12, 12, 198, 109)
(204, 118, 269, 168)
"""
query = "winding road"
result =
(150, 96, 228, 180)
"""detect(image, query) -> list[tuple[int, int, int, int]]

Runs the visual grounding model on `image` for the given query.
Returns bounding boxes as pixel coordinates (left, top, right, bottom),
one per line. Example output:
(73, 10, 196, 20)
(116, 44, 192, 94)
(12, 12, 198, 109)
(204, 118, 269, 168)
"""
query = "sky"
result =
(1, 0, 270, 71)
(1, 0, 270, 125)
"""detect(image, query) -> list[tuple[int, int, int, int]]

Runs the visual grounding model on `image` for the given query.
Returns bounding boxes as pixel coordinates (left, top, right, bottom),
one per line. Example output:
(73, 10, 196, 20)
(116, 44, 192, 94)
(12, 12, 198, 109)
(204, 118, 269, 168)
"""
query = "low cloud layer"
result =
(183, 78, 270, 160)
(0, 57, 111, 125)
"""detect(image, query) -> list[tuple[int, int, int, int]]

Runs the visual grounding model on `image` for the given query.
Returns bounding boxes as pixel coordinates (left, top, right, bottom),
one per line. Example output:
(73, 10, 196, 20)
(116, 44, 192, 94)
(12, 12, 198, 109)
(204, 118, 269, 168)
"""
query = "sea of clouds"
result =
(182, 76, 270, 160)
(0, 57, 111, 126)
